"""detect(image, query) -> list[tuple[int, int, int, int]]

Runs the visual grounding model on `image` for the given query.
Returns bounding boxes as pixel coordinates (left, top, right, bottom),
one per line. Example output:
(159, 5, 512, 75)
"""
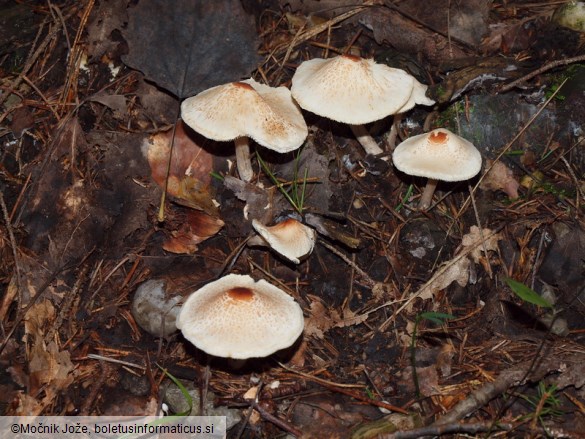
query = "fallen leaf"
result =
(22, 300, 75, 413)
(89, 92, 127, 119)
(163, 210, 224, 254)
(460, 226, 502, 264)
(144, 121, 218, 215)
(122, 0, 260, 98)
(86, 0, 128, 60)
(480, 160, 520, 199)
(418, 227, 501, 300)
(223, 175, 276, 224)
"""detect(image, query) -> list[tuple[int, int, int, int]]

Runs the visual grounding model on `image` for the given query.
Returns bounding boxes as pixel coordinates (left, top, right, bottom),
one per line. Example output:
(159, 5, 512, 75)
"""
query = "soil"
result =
(0, 0, 584, 438)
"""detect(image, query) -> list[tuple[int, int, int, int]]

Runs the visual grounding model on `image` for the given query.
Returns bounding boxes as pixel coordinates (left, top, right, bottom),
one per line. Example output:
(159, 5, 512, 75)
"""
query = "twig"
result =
(279, 362, 409, 414)
(559, 155, 583, 215)
(451, 78, 568, 235)
(318, 238, 375, 288)
(0, 189, 21, 294)
(379, 421, 512, 439)
(468, 183, 492, 277)
(250, 398, 302, 437)
(391, 228, 501, 319)
(277, 362, 364, 389)
(271, 7, 367, 60)
(500, 55, 585, 93)
(86, 353, 146, 370)
(0, 18, 64, 118)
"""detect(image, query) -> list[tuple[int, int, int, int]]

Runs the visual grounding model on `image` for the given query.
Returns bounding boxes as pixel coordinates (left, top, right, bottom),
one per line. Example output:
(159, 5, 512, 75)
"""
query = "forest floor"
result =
(0, 0, 584, 438)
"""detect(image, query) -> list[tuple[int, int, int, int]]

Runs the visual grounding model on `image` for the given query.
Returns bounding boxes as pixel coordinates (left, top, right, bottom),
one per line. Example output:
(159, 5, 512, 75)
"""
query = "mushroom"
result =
(291, 55, 415, 156)
(392, 128, 482, 210)
(181, 78, 308, 182)
(250, 218, 316, 264)
(176, 274, 304, 359)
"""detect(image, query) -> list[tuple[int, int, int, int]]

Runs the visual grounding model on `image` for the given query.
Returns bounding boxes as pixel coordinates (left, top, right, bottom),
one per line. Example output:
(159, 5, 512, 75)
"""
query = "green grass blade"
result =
(504, 278, 552, 308)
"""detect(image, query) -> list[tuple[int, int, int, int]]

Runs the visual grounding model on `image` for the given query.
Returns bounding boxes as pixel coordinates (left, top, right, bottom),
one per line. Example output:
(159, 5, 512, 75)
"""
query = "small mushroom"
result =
(250, 218, 316, 264)
(291, 55, 415, 156)
(176, 274, 304, 360)
(392, 128, 482, 210)
(181, 78, 308, 182)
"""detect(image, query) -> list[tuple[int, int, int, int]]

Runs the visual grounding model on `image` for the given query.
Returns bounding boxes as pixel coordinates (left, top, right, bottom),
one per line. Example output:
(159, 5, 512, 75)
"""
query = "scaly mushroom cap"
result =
(181, 78, 308, 153)
(176, 274, 304, 359)
(291, 55, 415, 125)
(392, 128, 482, 181)
(252, 218, 316, 264)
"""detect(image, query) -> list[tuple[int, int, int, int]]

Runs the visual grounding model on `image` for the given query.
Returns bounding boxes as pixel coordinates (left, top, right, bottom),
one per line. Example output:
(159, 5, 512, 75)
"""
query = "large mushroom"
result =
(176, 274, 304, 360)
(392, 128, 482, 210)
(181, 78, 308, 182)
(291, 55, 415, 156)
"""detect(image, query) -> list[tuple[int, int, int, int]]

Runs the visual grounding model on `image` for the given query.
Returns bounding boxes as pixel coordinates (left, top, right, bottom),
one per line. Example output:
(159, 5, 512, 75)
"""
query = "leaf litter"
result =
(1, 0, 585, 436)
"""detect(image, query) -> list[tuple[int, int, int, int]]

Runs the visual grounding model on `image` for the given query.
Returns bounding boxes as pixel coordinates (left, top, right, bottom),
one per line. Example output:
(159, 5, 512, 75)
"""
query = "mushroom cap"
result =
(392, 128, 482, 181)
(396, 78, 435, 113)
(181, 78, 308, 153)
(176, 274, 304, 359)
(252, 218, 316, 264)
(291, 55, 415, 125)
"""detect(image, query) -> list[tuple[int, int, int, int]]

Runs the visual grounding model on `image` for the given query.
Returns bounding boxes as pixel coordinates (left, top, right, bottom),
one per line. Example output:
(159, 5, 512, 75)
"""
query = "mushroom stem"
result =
(385, 113, 403, 151)
(350, 124, 384, 155)
(419, 178, 439, 210)
(234, 137, 254, 182)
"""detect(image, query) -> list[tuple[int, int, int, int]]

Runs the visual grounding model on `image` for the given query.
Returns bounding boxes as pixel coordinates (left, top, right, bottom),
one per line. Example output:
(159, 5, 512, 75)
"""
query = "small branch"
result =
(379, 421, 512, 439)
(500, 55, 585, 93)
(318, 238, 376, 287)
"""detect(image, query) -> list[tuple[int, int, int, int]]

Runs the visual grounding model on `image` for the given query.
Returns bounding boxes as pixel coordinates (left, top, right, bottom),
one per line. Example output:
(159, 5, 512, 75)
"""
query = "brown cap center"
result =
(227, 287, 255, 301)
(233, 82, 254, 90)
(341, 54, 362, 62)
(429, 131, 448, 144)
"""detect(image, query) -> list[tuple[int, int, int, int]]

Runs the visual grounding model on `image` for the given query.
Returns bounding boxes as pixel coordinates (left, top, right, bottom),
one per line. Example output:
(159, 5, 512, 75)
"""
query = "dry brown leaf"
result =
(163, 210, 224, 255)
(303, 299, 333, 339)
(144, 121, 218, 215)
(304, 296, 369, 339)
(480, 160, 520, 199)
(418, 257, 470, 300)
(22, 300, 75, 413)
(417, 227, 501, 300)
(89, 92, 127, 118)
(461, 225, 502, 264)
(332, 307, 369, 329)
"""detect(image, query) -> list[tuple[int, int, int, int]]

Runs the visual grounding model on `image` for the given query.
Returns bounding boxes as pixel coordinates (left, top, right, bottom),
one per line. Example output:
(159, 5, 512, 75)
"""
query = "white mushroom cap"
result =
(252, 218, 316, 264)
(176, 274, 304, 359)
(396, 78, 435, 113)
(392, 128, 482, 181)
(291, 55, 415, 125)
(181, 78, 308, 153)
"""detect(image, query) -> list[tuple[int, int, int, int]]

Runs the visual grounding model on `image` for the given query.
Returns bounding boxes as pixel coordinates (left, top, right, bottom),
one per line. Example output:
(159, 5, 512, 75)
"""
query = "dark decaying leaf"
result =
(122, 0, 260, 98)
(163, 210, 224, 255)
(143, 121, 219, 216)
